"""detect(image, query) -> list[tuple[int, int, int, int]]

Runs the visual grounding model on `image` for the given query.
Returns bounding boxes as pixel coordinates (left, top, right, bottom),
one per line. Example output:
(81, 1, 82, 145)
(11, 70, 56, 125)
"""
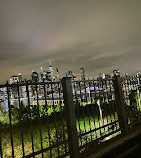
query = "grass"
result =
(125, 92, 141, 125)
(3, 94, 140, 158)
(76, 113, 119, 146)
(1, 116, 68, 158)
(1, 111, 120, 158)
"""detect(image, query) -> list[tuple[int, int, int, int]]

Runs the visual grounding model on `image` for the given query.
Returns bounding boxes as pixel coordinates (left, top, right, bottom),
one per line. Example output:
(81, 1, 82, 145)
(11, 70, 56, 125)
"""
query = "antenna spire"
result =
(49, 60, 52, 66)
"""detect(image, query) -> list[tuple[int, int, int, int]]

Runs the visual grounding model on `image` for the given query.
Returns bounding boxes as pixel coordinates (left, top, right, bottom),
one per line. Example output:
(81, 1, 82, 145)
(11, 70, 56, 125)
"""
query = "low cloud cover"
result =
(1, 0, 141, 82)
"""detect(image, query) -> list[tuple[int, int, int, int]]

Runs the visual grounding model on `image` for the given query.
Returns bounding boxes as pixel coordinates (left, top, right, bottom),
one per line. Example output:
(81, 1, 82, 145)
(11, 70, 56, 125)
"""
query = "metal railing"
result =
(72, 78, 119, 150)
(122, 77, 141, 128)
(0, 75, 140, 158)
(0, 81, 69, 158)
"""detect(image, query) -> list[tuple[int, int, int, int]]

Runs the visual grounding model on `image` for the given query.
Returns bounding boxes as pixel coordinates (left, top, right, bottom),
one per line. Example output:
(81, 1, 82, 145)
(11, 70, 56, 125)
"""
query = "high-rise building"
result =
(80, 67, 85, 80)
(46, 70, 52, 81)
(31, 71, 39, 83)
(42, 71, 47, 81)
(18, 72, 22, 83)
(40, 67, 44, 80)
(41, 71, 52, 81)
(48, 61, 53, 77)
(56, 68, 59, 79)
(39, 61, 54, 82)
(102, 73, 105, 79)
(10, 76, 19, 84)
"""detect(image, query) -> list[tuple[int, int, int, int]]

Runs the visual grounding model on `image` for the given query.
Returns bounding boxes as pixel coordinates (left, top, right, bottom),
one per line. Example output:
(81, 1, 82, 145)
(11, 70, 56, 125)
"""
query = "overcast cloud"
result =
(0, 0, 141, 83)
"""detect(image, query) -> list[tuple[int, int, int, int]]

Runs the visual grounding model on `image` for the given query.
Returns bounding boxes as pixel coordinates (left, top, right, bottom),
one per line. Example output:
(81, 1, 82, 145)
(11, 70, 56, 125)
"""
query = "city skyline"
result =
(1, 0, 141, 83)
(4, 64, 140, 85)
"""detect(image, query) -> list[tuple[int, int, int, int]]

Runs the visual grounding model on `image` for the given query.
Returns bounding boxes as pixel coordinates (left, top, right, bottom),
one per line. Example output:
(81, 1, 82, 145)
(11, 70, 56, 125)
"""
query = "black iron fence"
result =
(0, 81, 69, 158)
(0, 75, 140, 158)
(72, 78, 119, 149)
(122, 76, 141, 128)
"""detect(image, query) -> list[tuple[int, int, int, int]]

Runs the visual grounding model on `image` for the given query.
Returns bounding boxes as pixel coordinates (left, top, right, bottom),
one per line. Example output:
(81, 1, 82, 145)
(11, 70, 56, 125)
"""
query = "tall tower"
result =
(48, 60, 53, 78)
(56, 68, 59, 79)
(31, 71, 39, 83)
(80, 67, 85, 80)
(40, 67, 44, 81)
(18, 72, 22, 83)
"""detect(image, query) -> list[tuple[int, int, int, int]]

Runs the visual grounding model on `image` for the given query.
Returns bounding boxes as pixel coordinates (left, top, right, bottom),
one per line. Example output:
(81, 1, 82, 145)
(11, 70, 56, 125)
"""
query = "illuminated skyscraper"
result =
(40, 67, 44, 80)
(18, 72, 22, 83)
(31, 71, 39, 83)
(56, 68, 60, 79)
(10, 76, 19, 84)
(80, 67, 85, 80)
(48, 60, 53, 79)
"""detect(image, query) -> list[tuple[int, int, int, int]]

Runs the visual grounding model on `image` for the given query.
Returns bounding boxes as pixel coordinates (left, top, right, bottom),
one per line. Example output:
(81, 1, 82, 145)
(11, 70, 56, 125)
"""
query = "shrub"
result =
(0, 110, 4, 123)
(54, 104, 61, 113)
(47, 106, 54, 116)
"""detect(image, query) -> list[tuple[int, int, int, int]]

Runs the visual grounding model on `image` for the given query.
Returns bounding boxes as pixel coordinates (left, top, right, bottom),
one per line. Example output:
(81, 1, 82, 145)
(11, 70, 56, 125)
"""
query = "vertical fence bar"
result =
(79, 81, 87, 144)
(36, 84, 44, 158)
(112, 75, 128, 134)
(62, 77, 80, 158)
(26, 83, 35, 157)
(6, 81, 14, 158)
(104, 80, 110, 133)
(73, 80, 83, 146)
(17, 84, 25, 157)
(84, 80, 93, 142)
(97, 80, 102, 137)
(50, 82, 59, 157)
(43, 82, 52, 157)
(58, 82, 67, 154)
(92, 79, 98, 139)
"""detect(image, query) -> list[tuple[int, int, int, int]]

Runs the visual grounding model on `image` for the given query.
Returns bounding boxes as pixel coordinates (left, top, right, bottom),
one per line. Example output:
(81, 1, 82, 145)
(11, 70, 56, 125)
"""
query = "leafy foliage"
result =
(0, 110, 4, 123)
(0, 101, 63, 125)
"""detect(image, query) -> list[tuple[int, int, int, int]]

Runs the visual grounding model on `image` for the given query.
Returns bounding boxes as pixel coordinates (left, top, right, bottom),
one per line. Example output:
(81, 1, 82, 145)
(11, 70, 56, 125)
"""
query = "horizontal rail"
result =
(23, 139, 69, 158)
(78, 120, 119, 138)
(0, 81, 63, 88)
(79, 128, 121, 150)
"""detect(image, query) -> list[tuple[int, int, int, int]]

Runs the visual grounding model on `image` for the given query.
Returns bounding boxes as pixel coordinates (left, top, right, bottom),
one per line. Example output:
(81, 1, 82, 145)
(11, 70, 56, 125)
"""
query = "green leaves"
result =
(54, 103, 61, 113)
(0, 110, 4, 123)
(47, 106, 54, 116)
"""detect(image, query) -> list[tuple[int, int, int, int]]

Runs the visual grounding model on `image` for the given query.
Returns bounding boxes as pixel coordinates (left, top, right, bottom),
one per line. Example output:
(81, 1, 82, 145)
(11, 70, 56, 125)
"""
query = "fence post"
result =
(62, 77, 80, 158)
(112, 75, 128, 134)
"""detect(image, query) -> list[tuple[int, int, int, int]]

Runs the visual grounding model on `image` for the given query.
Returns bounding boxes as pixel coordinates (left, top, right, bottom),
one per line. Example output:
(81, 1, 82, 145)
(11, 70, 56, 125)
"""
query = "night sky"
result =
(1, 0, 141, 83)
